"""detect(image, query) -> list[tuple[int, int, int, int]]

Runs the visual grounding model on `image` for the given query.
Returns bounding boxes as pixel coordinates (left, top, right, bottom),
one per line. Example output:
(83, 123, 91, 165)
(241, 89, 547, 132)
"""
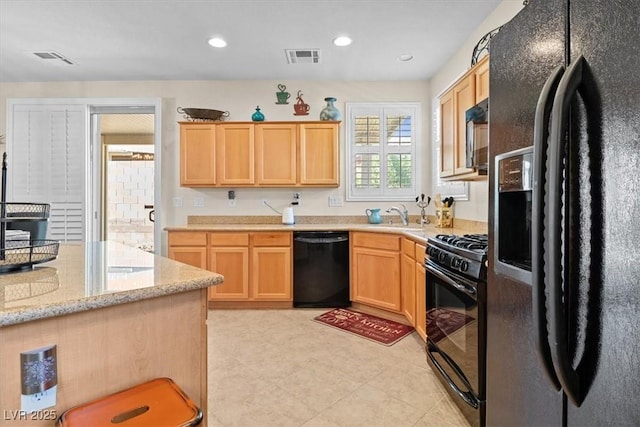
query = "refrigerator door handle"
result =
(547, 55, 586, 406)
(532, 64, 564, 391)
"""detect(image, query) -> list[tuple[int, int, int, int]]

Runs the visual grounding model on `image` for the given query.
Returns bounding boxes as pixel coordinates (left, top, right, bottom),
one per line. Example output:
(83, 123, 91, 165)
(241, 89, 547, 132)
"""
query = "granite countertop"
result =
(0, 241, 223, 327)
(165, 220, 488, 245)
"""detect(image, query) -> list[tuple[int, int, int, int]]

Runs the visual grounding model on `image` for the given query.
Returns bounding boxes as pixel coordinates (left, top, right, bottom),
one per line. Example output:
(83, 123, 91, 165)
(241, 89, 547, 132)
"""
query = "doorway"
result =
(100, 114, 155, 251)
(89, 101, 161, 253)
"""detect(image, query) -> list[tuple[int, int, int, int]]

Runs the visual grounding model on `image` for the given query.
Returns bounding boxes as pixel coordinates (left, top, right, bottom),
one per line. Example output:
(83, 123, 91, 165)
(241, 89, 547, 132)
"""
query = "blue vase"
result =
(251, 106, 265, 121)
(319, 97, 341, 121)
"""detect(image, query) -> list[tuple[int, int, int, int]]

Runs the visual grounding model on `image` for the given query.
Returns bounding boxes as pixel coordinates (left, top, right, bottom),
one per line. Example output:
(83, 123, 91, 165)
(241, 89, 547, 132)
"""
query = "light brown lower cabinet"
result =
(401, 238, 427, 341)
(350, 232, 402, 313)
(401, 238, 417, 325)
(208, 232, 250, 300)
(168, 231, 292, 305)
(167, 231, 207, 269)
(415, 243, 427, 340)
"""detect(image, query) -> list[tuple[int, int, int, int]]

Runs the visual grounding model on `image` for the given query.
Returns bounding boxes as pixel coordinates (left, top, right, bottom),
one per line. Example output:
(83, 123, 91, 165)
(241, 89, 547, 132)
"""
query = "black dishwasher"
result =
(293, 231, 350, 308)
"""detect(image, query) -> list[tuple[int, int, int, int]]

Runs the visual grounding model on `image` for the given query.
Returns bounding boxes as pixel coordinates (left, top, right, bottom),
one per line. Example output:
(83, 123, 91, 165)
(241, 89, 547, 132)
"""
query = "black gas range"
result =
(425, 234, 488, 282)
(424, 233, 488, 427)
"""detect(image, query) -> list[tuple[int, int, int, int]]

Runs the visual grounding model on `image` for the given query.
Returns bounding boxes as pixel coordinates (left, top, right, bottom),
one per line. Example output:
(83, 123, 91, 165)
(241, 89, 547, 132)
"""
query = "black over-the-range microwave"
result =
(465, 98, 488, 174)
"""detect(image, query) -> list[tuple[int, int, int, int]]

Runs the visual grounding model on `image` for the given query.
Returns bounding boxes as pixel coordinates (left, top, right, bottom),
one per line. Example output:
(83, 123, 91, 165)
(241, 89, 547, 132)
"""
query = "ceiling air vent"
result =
(285, 49, 321, 64)
(32, 51, 74, 65)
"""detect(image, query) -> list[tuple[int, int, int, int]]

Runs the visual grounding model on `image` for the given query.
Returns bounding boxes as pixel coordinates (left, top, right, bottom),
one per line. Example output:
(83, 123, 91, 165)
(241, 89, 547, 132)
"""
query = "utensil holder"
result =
(435, 207, 453, 228)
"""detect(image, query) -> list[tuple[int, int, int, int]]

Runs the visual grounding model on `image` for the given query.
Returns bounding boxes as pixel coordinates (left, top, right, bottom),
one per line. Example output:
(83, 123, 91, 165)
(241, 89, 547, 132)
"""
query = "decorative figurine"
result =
(293, 91, 310, 116)
(251, 106, 265, 121)
(415, 193, 431, 224)
(320, 97, 342, 121)
(276, 84, 290, 105)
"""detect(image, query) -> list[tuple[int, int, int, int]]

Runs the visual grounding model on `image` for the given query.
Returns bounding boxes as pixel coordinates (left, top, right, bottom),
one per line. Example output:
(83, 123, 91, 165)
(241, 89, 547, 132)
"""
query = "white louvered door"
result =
(8, 104, 86, 242)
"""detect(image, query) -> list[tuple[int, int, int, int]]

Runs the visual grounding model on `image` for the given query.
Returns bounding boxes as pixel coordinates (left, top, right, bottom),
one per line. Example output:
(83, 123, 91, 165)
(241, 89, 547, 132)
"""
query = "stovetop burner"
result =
(434, 234, 488, 251)
(426, 233, 488, 281)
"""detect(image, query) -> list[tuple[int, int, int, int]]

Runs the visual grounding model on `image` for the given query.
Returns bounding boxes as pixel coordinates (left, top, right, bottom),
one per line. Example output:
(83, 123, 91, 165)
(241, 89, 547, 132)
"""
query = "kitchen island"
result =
(0, 241, 223, 426)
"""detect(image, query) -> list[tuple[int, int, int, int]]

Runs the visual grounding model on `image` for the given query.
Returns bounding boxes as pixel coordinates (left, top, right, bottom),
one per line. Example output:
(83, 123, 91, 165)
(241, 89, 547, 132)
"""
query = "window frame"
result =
(345, 102, 421, 201)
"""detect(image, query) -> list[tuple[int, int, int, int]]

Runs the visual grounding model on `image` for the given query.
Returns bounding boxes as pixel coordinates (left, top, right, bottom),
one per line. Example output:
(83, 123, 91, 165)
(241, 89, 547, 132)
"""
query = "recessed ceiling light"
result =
(208, 37, 227, 48)
(398, 54, 414, 62)
(333, 36, 352, 47)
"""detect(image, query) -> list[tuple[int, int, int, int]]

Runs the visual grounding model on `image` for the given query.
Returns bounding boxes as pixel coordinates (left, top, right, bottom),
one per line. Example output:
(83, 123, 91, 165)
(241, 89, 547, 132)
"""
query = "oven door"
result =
(425, 259, 480, 407)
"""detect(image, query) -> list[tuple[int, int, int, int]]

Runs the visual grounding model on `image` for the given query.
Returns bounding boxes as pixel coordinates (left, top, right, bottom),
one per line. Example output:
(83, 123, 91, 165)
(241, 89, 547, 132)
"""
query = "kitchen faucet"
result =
(386, 204, 409, 226)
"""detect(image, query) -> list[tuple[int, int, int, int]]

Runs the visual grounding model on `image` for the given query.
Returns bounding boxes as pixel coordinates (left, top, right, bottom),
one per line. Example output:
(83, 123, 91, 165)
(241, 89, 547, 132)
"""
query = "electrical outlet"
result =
(193, 197, 205, 208)
(172, 197, 183, 208)
(261, 199, 268, 207)
(229, 199, 237, 207)
(21, 387, 57, 413)
(328, 195, 344, 207)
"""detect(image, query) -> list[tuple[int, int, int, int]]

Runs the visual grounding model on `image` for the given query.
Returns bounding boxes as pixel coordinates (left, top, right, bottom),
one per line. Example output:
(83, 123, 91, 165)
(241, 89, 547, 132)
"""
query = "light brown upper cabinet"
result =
(475, 55, 490, 102)
(179, 121, 339, 187)
(255, 123, 297, 185)
(180, 123, 216, 186)
(438, 55, 489, 181)
(216, 123, 255, 185)
(298, 122, 340, 186)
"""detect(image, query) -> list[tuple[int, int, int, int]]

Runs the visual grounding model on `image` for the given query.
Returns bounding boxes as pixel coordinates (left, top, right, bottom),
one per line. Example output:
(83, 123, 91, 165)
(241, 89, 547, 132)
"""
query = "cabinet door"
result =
(415, 261, 426, 341)
(255, 124, 297, 185)
(453, 74, 476, 175)
(216, 123, 254, 185)
(298, 123, 339, 185)
(208, 247, 250, 300)
(401, 253, 416, 326)
(180, 124, 215, 186)
(474, 55, 490, 102)
(251, 247, 292, 300)
(168, 247, 207, 269)
(439, 90, 455, 177)
(351, 246, 401, 312)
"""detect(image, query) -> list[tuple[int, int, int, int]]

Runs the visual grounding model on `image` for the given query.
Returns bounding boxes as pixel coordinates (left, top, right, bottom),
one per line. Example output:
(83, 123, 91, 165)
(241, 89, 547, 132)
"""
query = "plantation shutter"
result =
(346, 103, 420, 201)
(8, 104, 86, 242)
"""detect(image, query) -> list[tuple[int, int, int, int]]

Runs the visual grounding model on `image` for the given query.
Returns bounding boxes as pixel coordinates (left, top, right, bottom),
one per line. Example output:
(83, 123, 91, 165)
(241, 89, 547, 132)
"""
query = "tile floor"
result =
(208, 309, 470, 427)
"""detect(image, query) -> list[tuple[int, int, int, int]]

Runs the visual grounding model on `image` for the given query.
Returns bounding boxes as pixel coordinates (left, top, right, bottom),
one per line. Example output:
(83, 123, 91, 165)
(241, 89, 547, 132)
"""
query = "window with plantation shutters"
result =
(346, 103, 421, 201)
(8, 103, 86, 242)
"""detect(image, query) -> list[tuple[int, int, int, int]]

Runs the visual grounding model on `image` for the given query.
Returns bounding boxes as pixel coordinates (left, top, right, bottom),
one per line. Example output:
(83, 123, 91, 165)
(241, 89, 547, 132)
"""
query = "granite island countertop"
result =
(0, 241, 223, 327)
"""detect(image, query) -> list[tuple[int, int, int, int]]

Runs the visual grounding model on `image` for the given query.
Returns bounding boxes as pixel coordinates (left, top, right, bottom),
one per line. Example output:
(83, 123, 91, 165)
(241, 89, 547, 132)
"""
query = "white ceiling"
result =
(0, 0, 502, 82)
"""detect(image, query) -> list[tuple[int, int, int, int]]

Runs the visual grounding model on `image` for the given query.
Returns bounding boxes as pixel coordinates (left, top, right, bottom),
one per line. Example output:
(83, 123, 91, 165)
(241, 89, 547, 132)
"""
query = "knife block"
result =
(435, 206, 453, 228)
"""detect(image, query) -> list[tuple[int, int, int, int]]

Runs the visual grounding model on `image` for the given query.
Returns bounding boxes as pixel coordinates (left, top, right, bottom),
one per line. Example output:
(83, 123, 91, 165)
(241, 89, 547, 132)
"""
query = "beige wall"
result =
(0, 0, 524, 238)
(0, 80, 431, 235)
(428, 0, 524, 222)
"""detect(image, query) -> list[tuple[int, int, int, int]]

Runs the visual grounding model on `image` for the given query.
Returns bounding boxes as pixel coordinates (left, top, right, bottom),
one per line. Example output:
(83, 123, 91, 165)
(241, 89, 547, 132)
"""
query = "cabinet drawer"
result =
(352, 232, 400, 251)
(168, 232, 207, 246)
(402, 238, 415, 258)
(252, 232, 290, 247)
(209, 232, 249, 246)
(415, 244, 426, 261)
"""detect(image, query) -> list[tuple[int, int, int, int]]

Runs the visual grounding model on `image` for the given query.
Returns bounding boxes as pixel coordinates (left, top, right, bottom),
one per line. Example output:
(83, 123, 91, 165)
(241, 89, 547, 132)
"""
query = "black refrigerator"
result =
(487, 0, 640, 426)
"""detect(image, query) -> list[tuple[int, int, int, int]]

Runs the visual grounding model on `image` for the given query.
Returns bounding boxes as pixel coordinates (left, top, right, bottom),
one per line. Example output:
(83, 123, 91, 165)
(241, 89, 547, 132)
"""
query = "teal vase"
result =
(319, 97, 341, 121)
(251, 106, 265, 121)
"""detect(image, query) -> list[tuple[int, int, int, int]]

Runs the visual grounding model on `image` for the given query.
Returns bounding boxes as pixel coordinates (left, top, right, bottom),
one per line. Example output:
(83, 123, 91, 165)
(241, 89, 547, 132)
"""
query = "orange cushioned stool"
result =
(56, 377, 203, 427)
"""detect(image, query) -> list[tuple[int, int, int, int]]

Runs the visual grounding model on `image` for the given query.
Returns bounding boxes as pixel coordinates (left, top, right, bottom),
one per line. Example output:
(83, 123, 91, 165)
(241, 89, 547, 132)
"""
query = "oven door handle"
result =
(427, 341, 479, 409)
(426, 262, 476, 298)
